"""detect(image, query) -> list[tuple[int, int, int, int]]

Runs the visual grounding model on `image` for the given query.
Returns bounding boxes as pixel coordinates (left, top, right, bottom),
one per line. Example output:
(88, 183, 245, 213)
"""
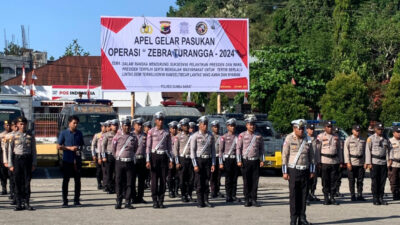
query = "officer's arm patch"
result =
(367, 138, 371, 143)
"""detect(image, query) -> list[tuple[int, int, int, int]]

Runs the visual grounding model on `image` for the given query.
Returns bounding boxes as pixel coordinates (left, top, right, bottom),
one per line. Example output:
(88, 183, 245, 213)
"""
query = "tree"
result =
(205, 93, 230, 114)
(3, 42, 23, 56)
(318, 72, 369, 132)
(380, 72, 400, 126)
(182, 92, 208, 107)
(63, 39, 90, 56)
(268, 83, 310, 134)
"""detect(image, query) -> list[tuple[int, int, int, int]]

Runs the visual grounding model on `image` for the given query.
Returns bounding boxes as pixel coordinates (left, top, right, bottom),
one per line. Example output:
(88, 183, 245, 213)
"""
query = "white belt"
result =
(288, 164, 308, 170)
(244, 157, 259, 161)
(152, 150, 166, 155)
(135, 155, 144, 159)
(117, 157, 134, 162)
(200, 155, 211, 159)
(225, 155, 236, 159)
(180, 155, 191, 159)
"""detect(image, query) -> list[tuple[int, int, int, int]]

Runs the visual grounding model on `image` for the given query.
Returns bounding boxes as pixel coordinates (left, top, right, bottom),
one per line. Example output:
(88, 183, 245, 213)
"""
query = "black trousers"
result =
(179, 157, 194, 197)
(150, 153, 169, 202)
(308, 166, 319, 195)
(134, 158, 147, 200)
(224, 158, 239, 199)
(321, 164, 339, 196)
(371, 164, 387, 198)
(167, 162, 177, 193)
(115, 160, 135, 202)
(242, 159, 260, 201)
(389, 167, 400, 194)
(95, 159, 102, 186)
(106, 154, 116, 191)
(194, 158, 212, 203)
(9, 169, 15, 198)
(336, 167, 344, 192)
(14, 155, 32, 203)
(0, 162, 8, 191)
(102, 159, 107, 188)
(62, 161, 81, 202)
(348, 166, 365, 195)
(288, 168, 309, 219)
(210, 160, 221, 196)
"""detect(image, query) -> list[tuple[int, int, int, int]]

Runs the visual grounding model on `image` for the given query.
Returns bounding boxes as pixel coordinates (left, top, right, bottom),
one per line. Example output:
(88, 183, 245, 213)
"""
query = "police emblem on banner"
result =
(160, 21, 171, 34)
(140, 24, 153, 34)
(196, 22, 208, 35)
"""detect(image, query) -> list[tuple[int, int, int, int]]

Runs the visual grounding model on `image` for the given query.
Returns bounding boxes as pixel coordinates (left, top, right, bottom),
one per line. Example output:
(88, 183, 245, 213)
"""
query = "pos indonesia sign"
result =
(101, 16, 249, 92)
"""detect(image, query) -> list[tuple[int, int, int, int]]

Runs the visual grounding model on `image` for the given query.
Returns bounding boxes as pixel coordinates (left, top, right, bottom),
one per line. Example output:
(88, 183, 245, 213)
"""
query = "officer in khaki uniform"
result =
(167, 121, 179, 198)
(219, 118, 240, 203)
(237, 116, 265, 207)
(210, 120, 223, 199)
(344, 125, 366, 201)
(189, 122, 196, 135)
(146, 112, 173, 209)
(190, 116, 216, 208)
(102, 119, 119, 194)
(91, 122, 107, 190)
(132, 118, 147, 204)
(365, 122, 389, 205)
(8, 117, 36, 211)
(5, 120, 18, 204)
(0, 120, 11, 195)
(306, 122, 320, 204)
(316, 120, 343, 205)
(388, 124, 400, 200)
(174, 118, 195, 203)
(112, 118, 138, 209)
(282, 119, 314, 225)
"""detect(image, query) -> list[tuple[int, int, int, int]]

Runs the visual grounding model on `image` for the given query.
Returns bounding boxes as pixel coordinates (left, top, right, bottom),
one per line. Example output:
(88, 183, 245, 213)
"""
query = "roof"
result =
(1, 56, 101, 86)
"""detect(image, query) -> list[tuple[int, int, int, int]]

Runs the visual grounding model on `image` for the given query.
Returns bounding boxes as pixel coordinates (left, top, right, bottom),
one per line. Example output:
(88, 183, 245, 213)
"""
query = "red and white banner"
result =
(101, 16, 249, 92)
(51, 85, 102, 100)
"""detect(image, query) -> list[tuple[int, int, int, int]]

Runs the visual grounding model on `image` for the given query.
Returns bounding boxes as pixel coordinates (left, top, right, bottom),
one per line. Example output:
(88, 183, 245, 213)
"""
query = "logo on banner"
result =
(160, 21, 171, 34)
(179, 22, 189, 35)
(196, 22, 208, 35)
(140, 24, 153, 34)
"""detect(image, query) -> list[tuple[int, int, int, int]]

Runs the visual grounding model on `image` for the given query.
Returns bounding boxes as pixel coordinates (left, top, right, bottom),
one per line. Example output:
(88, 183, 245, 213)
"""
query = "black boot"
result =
(351, 194, 356, 201)
(252, 200, 261, 207)
(244, 198, 251, 207)
(379, 197, 388, 205)
(159, 198, 166, 208)
(189, 194, 196, 202)
(357, 193, 366, 201)
(330, 195, 339, 205)
(373, 196, 380, 205)
(204, 193, 213, 208)
(25, 199, 35, 211)
(152, 200, 160, 209)
(323, 195, 331, 205)
(197, 193, 205, 208)
(115, 199, 122, 209)
(125, 200, 135, 209)
(311, 191, 320, 201)
(299, 216, 311, 225)
(1, 188, 7, 195)
(62, 199, 68, 208)
(14, 200, 23, 211)
(290, 216, 298, 225)
(182, 195, 189, 203)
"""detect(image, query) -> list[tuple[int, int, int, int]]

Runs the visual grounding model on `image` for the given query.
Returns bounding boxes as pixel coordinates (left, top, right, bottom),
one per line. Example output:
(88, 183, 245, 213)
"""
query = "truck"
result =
(0, 94, 33, 122)
(0, 100, 25, 132)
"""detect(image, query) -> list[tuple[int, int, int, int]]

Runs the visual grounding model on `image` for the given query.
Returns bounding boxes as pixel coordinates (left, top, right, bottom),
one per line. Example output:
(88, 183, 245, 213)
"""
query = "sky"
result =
(1, 0, 177, 58)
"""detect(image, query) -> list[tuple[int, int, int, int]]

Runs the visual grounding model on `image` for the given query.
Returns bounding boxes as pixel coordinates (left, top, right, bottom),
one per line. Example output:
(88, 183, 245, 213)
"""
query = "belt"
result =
(350, 154, 363, 159)
(180, 155, 191, 159)
(15, 154, 31, 158)
(288, 164, 308, 170)
(116, 157, 134, 162)
(200, 155, 211, 159)
(393, 159, 400, 163)
(321, 153, 337, 158)
(371, 154, 386, 160)
(135, 155, 144, 159)
(224, 154, 236, 159)
(244, 157, 259, 161)
(152, 150, 166, 155)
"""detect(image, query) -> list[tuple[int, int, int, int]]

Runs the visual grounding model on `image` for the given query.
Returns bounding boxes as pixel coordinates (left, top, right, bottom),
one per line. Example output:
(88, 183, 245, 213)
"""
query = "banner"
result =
(101, 16, 249, 92)
(52, 85, 101, 100)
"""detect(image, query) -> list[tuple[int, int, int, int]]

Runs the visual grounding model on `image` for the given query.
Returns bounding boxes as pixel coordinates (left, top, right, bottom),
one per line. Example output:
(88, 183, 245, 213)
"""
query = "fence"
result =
(33, 113, 60, 138)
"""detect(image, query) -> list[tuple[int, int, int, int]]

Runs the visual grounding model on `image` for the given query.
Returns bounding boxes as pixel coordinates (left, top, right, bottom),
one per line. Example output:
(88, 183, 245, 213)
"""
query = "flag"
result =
(317, 113, 322, 121)
(21, 65, 26, 86)
(30, 70, 38, 96)
(291, 77, 296, 86)
(87, 69, 91, 99)
(243, 92, 249, 104)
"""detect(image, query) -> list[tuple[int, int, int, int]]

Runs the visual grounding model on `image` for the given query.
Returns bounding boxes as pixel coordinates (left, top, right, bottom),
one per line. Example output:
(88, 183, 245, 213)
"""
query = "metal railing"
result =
(33, 113, 60, 138)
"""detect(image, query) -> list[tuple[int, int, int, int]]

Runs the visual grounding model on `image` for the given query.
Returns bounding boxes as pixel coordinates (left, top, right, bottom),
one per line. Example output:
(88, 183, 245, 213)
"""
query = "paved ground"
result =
(0, 168, 399, 225)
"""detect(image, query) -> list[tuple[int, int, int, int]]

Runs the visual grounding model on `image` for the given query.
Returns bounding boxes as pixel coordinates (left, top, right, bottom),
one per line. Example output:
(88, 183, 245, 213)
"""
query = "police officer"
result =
(389, 124, 400, 201)
(237, 116, 265, 207)
(113, 118, 138, 209)
(189, 122, 196, 135)
(146, 112, 173, 209)
(344, 125, 366, 201)
(167, 121, 179, 198)
(6, 119, 18, 204)
(282, 119, 315, 225)
(210, 120, 223, 199)
(132, 118, 147, 204)
(100, 121, 110, 192)
(8, 117, 37, 211)
(174, 118, 195, 203)
(102, 119, 119, 194)
(306, 122, 320, 203)
(143, 121, 152, 189)
(91, 122, 106, 190)
(316, 121, 343, 205)
(365, 122, 389, 205)
(191, 116, 216, 208)
(219, 118, 240, 203)
(333, 126, 345, 197)
(0, 120, 11, 195)
(143, 121, 152, 134)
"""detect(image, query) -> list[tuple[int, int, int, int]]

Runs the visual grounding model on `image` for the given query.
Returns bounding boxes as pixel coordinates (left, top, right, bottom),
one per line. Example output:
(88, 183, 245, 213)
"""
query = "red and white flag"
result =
(291, 77, 296, 86)
(30, 70, 38, 96)
(243, 92, 249, 104)
(21, 65, 26, 86)
(317, 113, 322, 121)
(87, 69, 91, 99)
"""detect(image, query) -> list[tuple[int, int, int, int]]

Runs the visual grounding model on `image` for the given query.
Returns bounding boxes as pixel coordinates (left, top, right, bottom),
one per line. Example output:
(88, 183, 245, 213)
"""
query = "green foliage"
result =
(268, 83, 309, 134)
(380, 73, 400, 126)
(206, 93, 230, 114)
(318, 72, 369, 132)
(64, 39, 90, 56)
(3, 42, 23, 56)
(182, 92, 208, 107)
